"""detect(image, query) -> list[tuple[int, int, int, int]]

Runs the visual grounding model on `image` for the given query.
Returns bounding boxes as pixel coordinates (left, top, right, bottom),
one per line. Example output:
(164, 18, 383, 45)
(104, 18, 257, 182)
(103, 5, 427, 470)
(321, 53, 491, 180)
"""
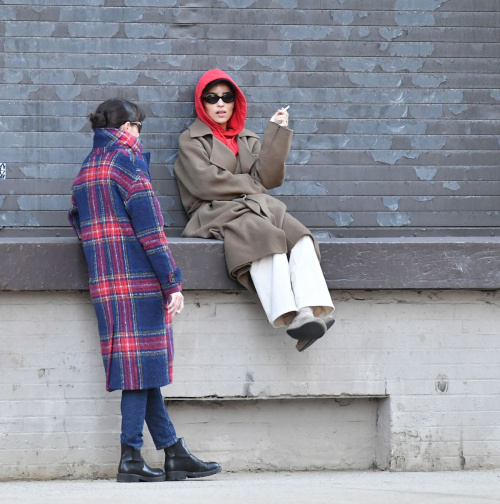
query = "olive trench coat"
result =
(174, 118, 320, 291)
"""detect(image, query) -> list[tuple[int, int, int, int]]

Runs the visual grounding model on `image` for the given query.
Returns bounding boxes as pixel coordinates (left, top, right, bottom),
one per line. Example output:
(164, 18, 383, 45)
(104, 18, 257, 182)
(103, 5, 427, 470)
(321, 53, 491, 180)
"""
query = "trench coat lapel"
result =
(210, 139, 238, 173)
(237, 133, 258, 175)
(189, 118, 238, 173)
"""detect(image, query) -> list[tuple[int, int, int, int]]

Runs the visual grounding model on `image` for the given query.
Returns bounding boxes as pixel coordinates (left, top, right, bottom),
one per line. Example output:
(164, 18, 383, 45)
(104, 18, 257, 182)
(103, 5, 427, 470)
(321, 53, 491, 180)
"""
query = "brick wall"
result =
(1, 0, 499, 237)
(1, 289, 499, 478)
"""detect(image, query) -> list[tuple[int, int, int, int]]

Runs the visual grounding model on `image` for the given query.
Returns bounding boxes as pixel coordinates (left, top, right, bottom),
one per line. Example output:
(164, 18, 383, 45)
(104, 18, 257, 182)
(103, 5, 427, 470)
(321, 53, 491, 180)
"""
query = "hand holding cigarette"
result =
(270, 105, 290, 128)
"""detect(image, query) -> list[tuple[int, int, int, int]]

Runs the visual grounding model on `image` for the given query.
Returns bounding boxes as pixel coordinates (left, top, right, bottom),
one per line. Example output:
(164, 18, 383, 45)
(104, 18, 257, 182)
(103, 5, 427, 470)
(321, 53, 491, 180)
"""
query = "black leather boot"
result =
(164, 438, 222, 481)
(116, 443, 166, 482)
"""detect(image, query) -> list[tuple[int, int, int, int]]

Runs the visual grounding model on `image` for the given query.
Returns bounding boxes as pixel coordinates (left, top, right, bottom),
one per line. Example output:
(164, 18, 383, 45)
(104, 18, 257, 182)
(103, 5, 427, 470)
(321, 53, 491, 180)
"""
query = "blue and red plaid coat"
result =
(69, 128, 182, 391)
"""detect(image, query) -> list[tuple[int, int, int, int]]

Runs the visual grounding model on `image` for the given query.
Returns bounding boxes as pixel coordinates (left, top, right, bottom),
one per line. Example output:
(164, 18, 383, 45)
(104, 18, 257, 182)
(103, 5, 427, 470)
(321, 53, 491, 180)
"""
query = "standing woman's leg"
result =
(117, 389, 166, 483)
(144, 388, 222, 481)
(121, 389, 149, 449)
(144, 388, 177, 449)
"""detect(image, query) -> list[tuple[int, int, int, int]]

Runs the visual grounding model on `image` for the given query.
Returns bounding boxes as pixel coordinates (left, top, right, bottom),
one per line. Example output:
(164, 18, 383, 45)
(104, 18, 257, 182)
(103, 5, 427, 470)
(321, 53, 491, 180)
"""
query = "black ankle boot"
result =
(164, 438, 222, 481)
(116, 443, 166, 483)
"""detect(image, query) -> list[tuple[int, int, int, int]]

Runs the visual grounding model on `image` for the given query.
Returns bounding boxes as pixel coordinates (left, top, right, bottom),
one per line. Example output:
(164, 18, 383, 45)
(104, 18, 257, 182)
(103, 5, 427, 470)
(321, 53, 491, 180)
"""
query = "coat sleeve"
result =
(249, 121, 293, 189)
(175, 134, 265, 201)
(124, 173, 182, 297)
(68, 194, 82, 240)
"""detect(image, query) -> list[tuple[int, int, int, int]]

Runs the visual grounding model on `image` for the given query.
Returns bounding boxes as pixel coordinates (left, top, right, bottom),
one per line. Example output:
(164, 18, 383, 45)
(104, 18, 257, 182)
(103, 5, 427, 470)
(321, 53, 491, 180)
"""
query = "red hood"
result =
(194, 69, 247, 140)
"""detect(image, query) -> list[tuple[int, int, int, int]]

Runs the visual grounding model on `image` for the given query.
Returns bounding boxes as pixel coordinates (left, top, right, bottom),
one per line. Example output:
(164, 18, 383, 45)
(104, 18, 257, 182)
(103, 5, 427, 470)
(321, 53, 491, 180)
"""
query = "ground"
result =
(2, 470, 500, 504)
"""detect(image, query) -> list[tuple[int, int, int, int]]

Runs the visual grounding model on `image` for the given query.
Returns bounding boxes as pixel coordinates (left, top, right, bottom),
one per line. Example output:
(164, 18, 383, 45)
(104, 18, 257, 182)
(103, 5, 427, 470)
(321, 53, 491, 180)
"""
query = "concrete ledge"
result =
(1, 236, 500, 290)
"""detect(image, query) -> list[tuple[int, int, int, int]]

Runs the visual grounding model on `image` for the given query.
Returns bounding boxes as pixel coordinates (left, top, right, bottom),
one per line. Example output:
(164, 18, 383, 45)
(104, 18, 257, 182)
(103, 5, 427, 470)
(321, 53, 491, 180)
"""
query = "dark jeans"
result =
(121, 388, 178, 450)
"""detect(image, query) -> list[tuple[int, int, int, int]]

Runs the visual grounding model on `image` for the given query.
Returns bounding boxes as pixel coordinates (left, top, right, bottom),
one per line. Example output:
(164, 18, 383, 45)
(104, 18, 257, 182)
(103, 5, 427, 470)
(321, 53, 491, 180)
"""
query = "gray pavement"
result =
(2, 471, 500, 504)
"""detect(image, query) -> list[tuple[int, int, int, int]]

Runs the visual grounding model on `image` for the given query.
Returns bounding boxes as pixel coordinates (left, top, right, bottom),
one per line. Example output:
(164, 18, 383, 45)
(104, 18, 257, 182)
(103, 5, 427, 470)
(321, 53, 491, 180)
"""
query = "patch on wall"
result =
(0, 163, 6, 179)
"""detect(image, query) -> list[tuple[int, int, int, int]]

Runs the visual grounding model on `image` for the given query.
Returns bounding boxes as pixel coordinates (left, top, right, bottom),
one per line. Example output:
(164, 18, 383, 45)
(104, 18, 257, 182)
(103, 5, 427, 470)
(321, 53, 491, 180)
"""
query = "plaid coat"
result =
(69, 128, 182, 391)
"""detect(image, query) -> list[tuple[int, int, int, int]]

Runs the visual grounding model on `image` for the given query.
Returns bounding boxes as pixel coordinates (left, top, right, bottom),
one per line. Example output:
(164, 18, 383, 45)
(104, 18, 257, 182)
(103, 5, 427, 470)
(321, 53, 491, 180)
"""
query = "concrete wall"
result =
(1, 289, 499, 479)
(1, 1, 499, 238)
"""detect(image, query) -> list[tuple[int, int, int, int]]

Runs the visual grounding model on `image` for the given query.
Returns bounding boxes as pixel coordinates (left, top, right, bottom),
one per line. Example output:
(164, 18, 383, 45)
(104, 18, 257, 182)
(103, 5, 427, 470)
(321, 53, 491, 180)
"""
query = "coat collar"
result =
(93, 128, 143, 155)
(188, 118, 258, 173)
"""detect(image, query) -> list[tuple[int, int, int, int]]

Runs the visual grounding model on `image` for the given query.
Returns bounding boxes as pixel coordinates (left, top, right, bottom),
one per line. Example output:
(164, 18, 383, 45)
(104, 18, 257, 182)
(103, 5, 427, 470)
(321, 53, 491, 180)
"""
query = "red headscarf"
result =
(194, 69, 247, 156)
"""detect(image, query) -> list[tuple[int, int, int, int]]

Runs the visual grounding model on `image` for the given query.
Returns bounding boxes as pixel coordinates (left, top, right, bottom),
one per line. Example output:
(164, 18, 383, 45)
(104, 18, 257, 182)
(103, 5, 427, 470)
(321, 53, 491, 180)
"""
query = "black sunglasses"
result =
(129, 121, 142, 133)
(202, 92, 235, 105)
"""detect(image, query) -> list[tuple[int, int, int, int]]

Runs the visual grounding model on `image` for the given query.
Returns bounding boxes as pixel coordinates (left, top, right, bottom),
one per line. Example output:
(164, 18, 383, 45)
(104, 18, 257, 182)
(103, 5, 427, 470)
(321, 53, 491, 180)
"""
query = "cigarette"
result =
(283, 105, 290, 111)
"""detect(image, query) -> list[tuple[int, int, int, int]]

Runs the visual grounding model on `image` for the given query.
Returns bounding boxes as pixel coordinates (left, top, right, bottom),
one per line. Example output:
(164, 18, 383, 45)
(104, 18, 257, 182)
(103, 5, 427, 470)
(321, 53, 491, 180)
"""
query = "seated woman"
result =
(174, 69, 335, 352)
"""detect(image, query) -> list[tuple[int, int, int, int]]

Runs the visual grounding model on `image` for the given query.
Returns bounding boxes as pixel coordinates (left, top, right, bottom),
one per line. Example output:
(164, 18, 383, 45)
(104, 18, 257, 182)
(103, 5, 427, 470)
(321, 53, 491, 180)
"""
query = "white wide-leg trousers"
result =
(249, 236, 334, 327)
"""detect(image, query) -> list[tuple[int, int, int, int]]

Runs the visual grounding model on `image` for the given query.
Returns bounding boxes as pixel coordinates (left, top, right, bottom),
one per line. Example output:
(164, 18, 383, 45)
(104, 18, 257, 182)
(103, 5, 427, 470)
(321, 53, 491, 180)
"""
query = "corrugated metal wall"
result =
(0, 0, 499, 237)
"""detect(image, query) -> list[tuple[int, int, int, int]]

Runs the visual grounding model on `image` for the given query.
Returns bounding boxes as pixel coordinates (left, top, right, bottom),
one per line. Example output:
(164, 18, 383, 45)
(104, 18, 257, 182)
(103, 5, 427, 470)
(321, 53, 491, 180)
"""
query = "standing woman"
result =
(174, 70, 335, 352)
(69, 98, 221, 482)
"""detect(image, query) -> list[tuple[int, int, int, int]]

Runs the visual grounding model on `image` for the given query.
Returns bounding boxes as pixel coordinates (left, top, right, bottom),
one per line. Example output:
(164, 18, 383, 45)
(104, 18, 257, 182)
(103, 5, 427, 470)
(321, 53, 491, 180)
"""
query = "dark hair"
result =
(202, 79, 235, 96)
(89, 98, 146, 130)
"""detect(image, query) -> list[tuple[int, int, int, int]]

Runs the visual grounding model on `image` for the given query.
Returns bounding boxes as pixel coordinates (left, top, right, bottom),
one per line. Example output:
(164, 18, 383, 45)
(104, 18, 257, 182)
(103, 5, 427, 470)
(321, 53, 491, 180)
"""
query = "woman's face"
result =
(202, 83, 234, 131)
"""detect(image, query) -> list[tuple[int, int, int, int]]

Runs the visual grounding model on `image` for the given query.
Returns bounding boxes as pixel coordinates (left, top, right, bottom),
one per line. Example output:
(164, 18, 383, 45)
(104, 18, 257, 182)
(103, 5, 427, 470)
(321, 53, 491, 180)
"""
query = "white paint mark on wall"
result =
(339, 59, 377, 72)
(279, 26, 333, 40)
(125, 23, 166, 38)
(447, 104, 468, 115)
(414, 167, 438, 181)
(99, 71, 140, 85)
(257, 57, 295, 72)
(17, 195, 70, 211)
(382, 197, 401, 211)
(378, 28, 404, 41)
(372, 151, 420, 165)
(0, 211, 39, 226)
(307, 58, 318, 70)
(442, 181, 461, 191)
(412, 74, 447, 88)
(297, 151, 312, 165)
(163, 56, 185, 68)
(410, 137, 446, 150)
(357, 27, 371, 38)
(490, 90, 500, 101)
(4, 71, 24, 84)
(341, 27, 353, 40)
(380, 59, 424, 73)
(410, 105, 444, 119)
(328, 212, 354, 227)
(162, 211, 174, 227)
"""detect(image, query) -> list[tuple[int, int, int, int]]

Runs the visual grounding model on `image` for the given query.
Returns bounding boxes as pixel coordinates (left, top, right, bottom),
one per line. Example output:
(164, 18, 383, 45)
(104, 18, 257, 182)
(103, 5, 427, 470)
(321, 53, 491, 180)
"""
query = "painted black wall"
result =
(1, 0, 499, 238)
